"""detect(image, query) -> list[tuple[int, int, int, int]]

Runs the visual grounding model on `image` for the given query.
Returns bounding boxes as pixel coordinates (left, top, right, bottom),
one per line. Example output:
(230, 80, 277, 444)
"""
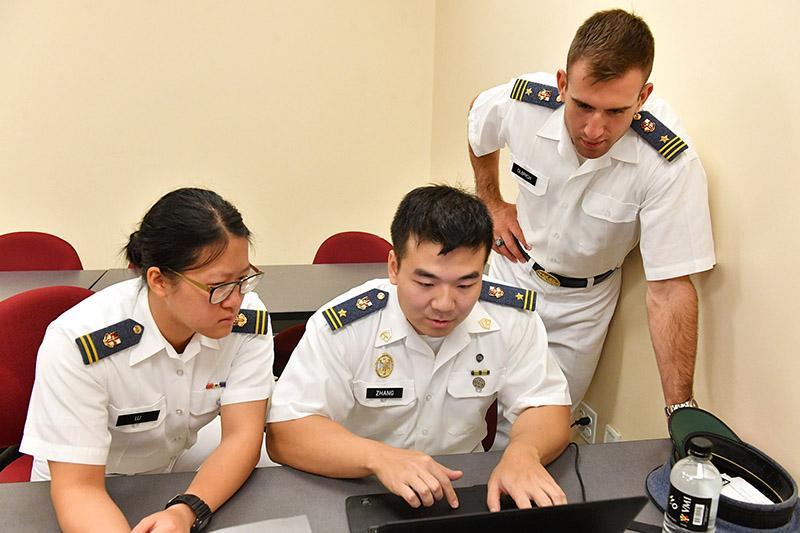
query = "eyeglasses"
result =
(169, 264, 264, 304)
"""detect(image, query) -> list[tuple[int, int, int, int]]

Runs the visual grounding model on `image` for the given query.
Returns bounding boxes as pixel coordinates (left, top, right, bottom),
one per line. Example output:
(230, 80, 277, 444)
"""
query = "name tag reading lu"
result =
(116, 410, 160, 426)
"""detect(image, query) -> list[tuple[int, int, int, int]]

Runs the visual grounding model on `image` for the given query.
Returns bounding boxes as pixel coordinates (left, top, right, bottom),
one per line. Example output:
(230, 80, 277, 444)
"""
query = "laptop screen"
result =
(345, 484, 647, 533)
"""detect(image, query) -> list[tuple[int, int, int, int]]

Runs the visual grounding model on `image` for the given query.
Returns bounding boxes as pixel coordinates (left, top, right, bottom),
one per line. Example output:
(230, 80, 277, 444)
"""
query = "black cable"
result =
(567, 442, 587, 503)
(570, 416, 591, 428)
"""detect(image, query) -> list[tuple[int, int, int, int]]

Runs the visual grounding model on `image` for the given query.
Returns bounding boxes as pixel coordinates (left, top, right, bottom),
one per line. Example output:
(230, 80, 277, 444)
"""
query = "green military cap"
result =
(480, 281, 536, 312)
(322, 288, 388, 332)
(75, 318, 144, 365)
(231, 309, 270, 335)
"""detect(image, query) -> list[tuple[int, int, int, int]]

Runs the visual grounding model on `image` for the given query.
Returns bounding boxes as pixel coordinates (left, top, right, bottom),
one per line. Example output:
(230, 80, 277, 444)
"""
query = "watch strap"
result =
(664, 397, 698, 417)
(166, 493, 213, 532)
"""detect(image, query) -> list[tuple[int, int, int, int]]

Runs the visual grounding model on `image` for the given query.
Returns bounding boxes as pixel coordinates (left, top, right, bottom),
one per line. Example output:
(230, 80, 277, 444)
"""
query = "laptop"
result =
(346, 484, 648, 533)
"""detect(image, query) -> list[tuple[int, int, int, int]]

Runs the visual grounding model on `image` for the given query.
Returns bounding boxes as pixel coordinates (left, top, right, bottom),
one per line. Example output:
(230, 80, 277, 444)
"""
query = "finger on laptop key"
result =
(431, 466, 460, 508)
(486, 479, 503, 512)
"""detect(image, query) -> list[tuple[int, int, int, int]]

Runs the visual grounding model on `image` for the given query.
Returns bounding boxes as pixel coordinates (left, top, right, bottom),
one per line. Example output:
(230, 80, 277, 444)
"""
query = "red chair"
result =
(312, 231, 392, 264)
(269, 232, 390, 379)
(0, 285, 94, 482)
(272, 323, 306, 378)
(0, 231, 83, 271)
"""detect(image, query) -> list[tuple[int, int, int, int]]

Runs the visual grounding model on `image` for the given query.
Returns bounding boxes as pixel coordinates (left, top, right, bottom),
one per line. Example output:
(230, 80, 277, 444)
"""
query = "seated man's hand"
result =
(370, 446, 463, 509)
(487, 441, 566, 511)
(131, 505, 194, 533)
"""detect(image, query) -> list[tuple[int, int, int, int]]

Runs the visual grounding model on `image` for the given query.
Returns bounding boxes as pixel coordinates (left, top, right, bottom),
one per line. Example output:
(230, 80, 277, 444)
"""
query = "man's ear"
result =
(556, 68, 568, 98)
(388, 250, 400, 285)
(638, 82, 654, 109)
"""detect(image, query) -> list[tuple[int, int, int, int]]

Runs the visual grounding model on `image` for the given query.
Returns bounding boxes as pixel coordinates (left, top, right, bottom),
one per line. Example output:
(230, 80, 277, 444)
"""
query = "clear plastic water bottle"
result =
(663, 436, 722, 532)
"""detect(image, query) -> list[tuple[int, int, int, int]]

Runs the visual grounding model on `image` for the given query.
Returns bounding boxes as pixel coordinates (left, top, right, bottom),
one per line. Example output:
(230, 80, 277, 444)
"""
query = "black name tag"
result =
(116, 410, 160, 427)
(366, 388, 403, 399)
(512, 163, 538, 186)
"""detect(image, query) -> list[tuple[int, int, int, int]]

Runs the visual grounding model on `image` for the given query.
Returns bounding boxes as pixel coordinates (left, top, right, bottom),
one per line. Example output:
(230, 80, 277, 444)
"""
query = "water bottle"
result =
(663, 436, 722, 532)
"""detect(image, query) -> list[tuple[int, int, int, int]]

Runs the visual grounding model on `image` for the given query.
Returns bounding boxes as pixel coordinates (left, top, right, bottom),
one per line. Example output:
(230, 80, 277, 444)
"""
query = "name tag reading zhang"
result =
(366, 388, 403, 399)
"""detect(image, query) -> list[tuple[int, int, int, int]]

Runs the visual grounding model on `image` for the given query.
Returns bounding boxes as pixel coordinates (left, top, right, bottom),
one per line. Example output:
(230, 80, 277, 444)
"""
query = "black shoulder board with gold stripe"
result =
(322, 288, 388, 331)
(232, 309, 270, 335)
(480, 281, 536, 312)
(630, 110, 689, 162)
(509, 79, 563, 110)
(75, 319, 144, 365)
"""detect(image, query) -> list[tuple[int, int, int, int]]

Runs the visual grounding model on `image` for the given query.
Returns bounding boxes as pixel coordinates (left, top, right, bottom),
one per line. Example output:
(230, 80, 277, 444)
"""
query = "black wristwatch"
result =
(165, 493, 213, 532)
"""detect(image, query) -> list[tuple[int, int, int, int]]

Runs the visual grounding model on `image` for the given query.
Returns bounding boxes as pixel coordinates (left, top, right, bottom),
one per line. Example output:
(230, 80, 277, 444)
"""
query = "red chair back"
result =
(312, 231, 392, 264)
(0, 286, 94, 447)
(0, 231, 83, 271)
(273, 323, 306, 378)
(0, 454, 32, 483)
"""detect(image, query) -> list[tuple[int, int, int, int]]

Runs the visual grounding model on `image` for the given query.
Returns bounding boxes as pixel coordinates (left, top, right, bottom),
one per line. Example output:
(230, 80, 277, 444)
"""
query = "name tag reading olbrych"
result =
(511, 163, 538, 186)
(366, 388, 403, 399)
(116, 410, 160, 427)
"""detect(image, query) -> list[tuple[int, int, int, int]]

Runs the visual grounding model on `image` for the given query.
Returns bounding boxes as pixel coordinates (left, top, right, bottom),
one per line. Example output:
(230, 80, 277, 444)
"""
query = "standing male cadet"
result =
(267, 185, 571, 510)
(468, 9, 715, 426)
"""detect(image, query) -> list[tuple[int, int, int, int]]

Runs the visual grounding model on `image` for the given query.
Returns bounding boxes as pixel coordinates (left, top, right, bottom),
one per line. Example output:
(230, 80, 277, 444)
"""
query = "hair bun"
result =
(125, 230, 143, 269)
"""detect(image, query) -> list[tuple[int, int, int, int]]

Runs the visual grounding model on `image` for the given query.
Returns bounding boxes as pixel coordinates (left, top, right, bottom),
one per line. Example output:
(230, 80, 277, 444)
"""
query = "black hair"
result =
(390, 185, 493, 263)
(125, 188, 251, 276)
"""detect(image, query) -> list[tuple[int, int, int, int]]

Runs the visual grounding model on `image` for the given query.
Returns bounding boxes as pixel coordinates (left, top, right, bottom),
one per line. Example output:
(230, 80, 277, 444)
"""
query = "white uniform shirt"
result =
(268, 279, 569, 455)
(469, 72, 716, 280)
(21, 278, 274, 479)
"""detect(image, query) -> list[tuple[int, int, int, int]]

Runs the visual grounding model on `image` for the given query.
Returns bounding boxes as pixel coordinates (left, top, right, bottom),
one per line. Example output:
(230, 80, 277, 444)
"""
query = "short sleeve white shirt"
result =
(21, 278, 274, 477)
(268, 279, 570, 455)
(469, 72, 716, 280)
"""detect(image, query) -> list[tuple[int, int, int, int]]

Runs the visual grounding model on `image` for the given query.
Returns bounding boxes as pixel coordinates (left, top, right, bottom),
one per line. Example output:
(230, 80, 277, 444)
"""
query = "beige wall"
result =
(430, 0, 800, 480)
(2, 1, 798, 480)
(0, 1, 436, 267)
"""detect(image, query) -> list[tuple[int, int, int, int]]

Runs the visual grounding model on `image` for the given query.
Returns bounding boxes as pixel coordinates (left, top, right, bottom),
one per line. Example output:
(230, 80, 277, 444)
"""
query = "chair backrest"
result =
(482, 399, 498, 451)
(0, 285, 94, 447)
(272, 323, 306, 378)
(313, 231, 392, 264)
(0, 231, 83, 271)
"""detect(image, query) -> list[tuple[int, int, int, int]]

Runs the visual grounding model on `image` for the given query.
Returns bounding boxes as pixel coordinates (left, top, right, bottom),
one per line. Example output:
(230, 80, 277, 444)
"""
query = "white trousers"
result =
(489, 252, 621, 449)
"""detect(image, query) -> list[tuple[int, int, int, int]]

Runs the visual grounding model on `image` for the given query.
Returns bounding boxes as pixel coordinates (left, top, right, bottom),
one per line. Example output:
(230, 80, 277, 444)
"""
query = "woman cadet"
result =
(20, 188, 274, 533)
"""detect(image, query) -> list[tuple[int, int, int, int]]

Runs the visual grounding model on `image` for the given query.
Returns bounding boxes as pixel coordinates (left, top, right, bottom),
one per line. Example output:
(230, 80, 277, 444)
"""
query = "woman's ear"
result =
(146, 266, 170, 298)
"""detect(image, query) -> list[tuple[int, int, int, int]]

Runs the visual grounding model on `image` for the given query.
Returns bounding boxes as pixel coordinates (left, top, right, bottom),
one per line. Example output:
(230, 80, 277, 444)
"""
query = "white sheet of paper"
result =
(213, 514, 312, 533)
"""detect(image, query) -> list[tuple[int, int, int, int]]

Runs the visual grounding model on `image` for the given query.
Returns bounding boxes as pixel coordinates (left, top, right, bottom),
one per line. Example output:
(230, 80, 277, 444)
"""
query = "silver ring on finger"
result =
(494, 237, 504, 247)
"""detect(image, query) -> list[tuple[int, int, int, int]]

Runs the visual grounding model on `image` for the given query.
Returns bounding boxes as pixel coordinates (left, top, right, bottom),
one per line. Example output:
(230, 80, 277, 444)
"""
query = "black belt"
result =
(532, 262, 615, 288)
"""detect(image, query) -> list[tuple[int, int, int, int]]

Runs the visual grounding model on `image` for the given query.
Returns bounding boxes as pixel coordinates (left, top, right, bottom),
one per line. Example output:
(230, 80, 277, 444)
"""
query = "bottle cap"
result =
(687, 436, 713, 458)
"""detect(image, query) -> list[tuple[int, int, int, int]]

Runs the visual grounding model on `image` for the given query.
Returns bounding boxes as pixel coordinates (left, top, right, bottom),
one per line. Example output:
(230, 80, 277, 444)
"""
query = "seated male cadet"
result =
(267, 185, 571, 511)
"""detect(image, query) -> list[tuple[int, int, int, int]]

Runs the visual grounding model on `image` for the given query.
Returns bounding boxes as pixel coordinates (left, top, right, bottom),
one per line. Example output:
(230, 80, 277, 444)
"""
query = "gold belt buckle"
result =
(535, 268, 561, 287)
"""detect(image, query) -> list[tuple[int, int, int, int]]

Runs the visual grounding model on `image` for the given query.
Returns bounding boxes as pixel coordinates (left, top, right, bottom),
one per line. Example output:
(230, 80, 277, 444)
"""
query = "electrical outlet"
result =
(577, 402, 597, 444)
(603, 424, 622, 443)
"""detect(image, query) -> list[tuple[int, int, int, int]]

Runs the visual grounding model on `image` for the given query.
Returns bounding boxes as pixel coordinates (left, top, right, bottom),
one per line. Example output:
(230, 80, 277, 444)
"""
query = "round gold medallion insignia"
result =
(132, 324, 143, 335)
(375, 353, 394, 378)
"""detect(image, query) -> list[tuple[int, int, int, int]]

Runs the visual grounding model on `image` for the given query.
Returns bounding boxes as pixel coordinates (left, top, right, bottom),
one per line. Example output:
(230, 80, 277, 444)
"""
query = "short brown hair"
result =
(566, 9, 655, 82)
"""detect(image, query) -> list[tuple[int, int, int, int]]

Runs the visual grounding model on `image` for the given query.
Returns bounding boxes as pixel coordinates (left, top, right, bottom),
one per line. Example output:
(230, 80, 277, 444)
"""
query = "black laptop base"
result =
(346, 484, 648, 533)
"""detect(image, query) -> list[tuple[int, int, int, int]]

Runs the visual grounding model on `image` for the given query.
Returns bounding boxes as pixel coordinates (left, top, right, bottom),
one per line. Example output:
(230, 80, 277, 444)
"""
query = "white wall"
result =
(0, 1, 436, 267)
